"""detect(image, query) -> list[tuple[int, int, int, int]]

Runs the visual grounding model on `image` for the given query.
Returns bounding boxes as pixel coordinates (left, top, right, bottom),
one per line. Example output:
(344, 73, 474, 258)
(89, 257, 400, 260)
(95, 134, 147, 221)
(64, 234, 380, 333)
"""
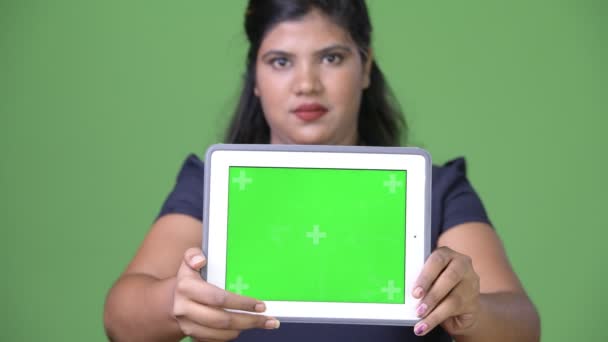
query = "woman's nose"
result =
(293, 64, 323, 96)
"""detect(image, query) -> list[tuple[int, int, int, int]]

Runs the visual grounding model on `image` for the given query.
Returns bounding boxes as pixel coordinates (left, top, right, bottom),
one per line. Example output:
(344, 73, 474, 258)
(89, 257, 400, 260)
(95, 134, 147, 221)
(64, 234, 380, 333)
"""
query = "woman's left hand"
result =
(412, 246, 481, 337)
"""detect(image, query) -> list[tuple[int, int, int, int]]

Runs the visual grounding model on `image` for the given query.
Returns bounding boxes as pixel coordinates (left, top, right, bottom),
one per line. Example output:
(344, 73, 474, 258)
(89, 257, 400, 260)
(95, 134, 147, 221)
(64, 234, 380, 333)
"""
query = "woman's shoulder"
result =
(430, 157, 491, 237)
(178, 153, 205, 176)
(156, 153, 206, 221)
(432, 157, 467, 185)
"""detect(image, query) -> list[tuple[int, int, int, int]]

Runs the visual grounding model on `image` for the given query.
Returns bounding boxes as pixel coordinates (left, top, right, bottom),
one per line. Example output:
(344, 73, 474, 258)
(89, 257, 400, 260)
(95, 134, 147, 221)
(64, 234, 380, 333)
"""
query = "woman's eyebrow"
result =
(260, 50, 293, 60)
(314, 44, 353, 57)
(260, 44, 353, 60)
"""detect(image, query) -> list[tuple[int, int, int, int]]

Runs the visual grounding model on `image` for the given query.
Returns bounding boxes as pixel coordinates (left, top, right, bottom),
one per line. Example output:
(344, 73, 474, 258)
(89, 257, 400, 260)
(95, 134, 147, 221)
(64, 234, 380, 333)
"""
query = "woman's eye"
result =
(323, 53, 343, 65)
(270, 57, 291, 69)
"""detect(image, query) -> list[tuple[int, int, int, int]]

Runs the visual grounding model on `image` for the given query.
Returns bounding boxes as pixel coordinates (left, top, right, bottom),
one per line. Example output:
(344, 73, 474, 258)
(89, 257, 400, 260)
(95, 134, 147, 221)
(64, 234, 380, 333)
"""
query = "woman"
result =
(104, 1, 540, 341)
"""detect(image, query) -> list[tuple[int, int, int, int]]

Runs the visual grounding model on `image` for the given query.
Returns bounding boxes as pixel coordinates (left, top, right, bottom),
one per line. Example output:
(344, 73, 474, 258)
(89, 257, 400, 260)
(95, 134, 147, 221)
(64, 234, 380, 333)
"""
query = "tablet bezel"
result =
(202, 144, 431, 326)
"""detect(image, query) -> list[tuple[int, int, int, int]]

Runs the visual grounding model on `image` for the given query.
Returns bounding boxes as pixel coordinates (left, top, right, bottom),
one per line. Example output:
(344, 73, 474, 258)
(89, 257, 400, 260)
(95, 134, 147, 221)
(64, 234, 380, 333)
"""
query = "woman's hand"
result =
(172, 248, 280, 341)
(412, 246, 481, 337)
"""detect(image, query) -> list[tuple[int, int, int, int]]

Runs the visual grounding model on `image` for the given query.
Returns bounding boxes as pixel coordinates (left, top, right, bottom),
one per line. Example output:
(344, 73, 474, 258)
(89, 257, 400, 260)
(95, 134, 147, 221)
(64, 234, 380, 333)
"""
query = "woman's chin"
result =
(271, 128, 356, 145)
(288, 132, 332, 145)
(268, 129, 328, 145)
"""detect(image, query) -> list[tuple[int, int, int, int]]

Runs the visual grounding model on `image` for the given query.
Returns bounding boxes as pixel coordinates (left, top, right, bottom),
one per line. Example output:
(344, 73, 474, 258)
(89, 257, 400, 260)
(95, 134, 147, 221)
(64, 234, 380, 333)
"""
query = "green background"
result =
(1, 0, 605, 340)
(226, 167, 406, 303)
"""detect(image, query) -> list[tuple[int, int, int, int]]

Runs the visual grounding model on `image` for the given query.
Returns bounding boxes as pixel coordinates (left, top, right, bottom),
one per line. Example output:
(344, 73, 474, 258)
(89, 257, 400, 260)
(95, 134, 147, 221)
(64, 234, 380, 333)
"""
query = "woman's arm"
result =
(441, 222, 539, 342)
(103, 214, 201, 341)
(103, 214, 275, 341)
(413, 222, 540, 341)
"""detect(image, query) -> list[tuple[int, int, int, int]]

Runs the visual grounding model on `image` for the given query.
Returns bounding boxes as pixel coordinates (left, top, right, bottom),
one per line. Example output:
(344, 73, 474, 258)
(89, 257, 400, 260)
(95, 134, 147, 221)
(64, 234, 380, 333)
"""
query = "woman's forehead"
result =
(258, 10, 355, 54)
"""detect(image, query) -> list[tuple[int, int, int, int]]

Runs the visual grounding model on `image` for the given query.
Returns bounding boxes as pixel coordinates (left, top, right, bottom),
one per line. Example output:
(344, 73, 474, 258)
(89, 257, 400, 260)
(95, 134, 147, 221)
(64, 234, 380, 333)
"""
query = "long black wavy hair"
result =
(224, 0, 407, 146)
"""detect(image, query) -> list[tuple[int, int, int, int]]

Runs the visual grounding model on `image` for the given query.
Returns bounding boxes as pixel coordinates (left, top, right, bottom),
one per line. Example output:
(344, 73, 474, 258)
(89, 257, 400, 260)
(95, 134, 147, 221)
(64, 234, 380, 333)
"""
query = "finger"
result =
(179, 278, 266, 313)
(413, 290, 462, 337)
(179, 317, 241, 341)
(416, 256, 470, 318)
(413, 247, 455, 298)
(176, 248, 207, 281)
(183, 301, 280, 330)
(184, 247, 207, 271)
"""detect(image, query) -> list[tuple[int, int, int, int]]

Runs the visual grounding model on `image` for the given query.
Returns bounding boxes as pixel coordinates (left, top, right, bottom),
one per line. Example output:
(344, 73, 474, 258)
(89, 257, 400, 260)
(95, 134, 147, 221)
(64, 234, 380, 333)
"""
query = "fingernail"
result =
(416, 303, 427, 317)
(255, 303, 266, 312)
(414, 322, 428, 336)
(191, 255, 205, 265)
(265, 319, 280, 329)
(413, 287, 423, 298)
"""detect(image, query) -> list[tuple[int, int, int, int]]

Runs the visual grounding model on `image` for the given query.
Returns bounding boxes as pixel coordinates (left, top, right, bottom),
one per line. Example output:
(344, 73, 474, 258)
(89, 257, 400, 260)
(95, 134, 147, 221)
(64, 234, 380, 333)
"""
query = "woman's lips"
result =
(293, 103, 328, 122)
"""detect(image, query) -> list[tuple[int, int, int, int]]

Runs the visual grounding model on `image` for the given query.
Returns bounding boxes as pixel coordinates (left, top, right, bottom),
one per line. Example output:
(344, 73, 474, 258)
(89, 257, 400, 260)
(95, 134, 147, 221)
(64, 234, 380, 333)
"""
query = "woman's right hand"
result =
(172, 248, 280, 341)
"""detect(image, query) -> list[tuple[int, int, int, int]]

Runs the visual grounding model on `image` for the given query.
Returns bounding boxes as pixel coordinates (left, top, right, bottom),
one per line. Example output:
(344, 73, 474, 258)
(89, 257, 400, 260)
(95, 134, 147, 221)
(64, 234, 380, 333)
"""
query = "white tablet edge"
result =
(201, 144, 432, 326)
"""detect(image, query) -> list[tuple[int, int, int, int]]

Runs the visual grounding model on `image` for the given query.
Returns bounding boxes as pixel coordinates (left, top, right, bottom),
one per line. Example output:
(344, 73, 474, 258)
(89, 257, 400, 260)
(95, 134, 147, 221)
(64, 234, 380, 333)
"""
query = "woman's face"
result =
(255, 10, 372, 145)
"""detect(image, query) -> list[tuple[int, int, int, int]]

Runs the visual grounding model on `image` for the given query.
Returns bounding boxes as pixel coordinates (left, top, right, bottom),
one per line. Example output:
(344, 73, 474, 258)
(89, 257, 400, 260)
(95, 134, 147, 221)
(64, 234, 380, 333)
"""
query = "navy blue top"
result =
(158, 153, 491, 342)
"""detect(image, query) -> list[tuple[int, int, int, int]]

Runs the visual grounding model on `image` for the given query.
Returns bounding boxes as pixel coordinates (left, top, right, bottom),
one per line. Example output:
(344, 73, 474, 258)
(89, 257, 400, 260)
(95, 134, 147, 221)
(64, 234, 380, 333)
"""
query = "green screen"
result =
(225, 167, 407, 304)
(2, 1, 606, 340)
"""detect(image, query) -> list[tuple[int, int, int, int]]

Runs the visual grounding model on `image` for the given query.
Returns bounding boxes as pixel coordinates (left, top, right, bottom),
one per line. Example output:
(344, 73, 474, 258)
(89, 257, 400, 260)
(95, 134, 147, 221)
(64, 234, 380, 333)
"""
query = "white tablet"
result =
(202, 144, 431, 326)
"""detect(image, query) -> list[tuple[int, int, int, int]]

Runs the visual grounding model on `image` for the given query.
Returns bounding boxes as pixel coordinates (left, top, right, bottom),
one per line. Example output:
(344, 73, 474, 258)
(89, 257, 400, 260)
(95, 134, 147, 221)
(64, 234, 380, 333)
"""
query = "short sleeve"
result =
(430, 157, 492, 248)
(156, 153, 205, 221)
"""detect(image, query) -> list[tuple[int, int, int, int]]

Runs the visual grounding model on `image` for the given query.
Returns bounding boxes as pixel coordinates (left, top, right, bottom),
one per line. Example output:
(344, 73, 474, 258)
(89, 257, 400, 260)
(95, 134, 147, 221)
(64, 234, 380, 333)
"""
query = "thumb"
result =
(177, 247, 207, 277)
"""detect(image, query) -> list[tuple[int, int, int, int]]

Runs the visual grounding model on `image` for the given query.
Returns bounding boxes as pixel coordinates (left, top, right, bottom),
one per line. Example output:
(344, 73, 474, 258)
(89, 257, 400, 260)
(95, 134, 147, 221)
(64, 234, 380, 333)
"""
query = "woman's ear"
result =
(254, 85, 260, 96)
(363, 49, 373, 89)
